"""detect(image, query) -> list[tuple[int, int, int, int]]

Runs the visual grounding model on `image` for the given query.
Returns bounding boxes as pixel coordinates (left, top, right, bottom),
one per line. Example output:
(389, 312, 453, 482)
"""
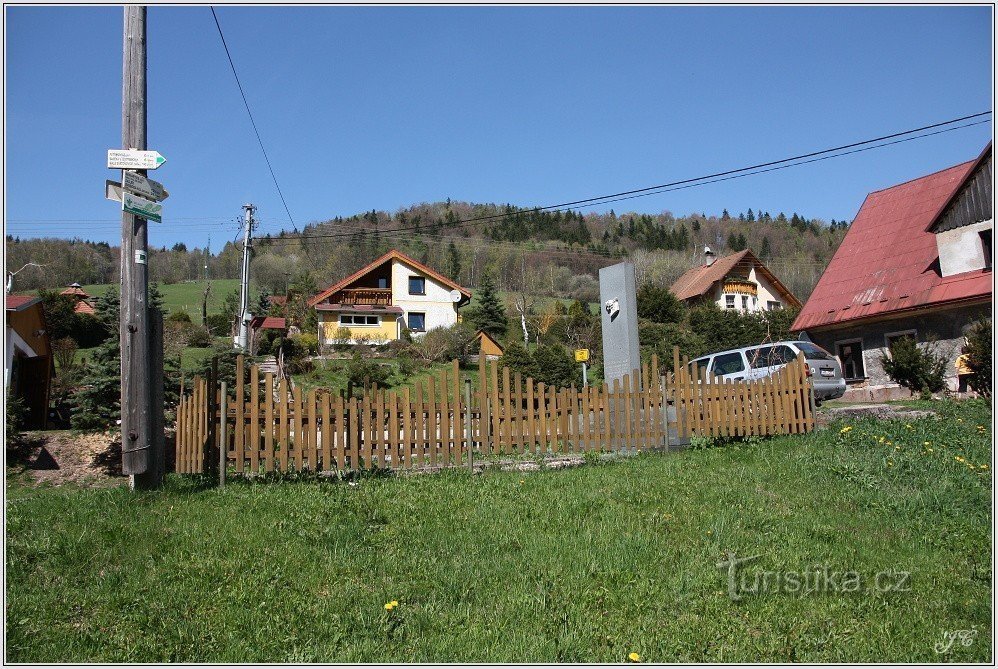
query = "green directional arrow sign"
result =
(122, 191, 163, 223)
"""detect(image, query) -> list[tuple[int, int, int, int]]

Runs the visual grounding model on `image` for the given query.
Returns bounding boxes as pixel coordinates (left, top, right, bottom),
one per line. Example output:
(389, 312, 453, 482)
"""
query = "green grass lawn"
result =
(5, 400, 992, 662)
(62, 279, 246, 317)
(295, 358, 481, 396)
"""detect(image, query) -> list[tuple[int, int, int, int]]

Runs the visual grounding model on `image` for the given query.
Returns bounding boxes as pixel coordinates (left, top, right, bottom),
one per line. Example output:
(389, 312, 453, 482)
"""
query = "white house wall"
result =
(710, 267, 789, 312)
(936, 219, 993, 277)
(391, 260, 459, 334)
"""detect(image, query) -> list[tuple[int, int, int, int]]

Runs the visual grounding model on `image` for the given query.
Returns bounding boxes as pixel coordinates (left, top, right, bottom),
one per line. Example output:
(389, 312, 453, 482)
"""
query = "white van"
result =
(689, 341, 846, 403)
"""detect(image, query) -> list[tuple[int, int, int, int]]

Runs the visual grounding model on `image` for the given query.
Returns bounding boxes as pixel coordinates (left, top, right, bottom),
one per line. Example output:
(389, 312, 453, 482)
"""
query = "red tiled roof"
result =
(5, 295, 40, 311)
(250, 316, 287, 330)
(60, 284, 90, 298)
(73, 300, 96, 315)
(309, 249, 471, 307)
(670, 249, 801, 308)
(793, 157, 992, 332)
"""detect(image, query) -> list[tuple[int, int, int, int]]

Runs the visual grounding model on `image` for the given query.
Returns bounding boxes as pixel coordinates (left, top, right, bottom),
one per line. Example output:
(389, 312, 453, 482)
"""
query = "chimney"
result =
(704, 245, 716, 267)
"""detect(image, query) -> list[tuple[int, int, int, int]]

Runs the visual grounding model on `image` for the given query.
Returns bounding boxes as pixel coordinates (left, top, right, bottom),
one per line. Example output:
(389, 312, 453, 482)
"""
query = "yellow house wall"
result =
(319, 313, 398, 343)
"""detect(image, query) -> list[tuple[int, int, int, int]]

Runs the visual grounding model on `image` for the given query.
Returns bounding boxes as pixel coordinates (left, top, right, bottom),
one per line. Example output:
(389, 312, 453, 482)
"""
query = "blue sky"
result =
(5, 5, 993, 249)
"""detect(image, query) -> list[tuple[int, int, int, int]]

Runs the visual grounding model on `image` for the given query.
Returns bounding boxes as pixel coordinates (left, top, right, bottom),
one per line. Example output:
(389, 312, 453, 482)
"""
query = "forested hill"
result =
(6, 201, 848, 303)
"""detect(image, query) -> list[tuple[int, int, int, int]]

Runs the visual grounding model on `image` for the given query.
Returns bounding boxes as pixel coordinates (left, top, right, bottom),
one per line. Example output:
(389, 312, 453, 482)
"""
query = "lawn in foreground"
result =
(6, 400, 992, 662)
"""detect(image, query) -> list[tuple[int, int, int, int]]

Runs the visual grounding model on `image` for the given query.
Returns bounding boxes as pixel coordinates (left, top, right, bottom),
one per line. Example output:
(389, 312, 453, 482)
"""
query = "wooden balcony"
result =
(334, 288, 392, 306)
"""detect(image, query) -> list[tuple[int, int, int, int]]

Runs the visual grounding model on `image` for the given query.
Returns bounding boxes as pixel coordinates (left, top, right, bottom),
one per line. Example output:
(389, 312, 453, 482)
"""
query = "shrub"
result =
(184, 325, 212, 348)
(963, 319, 992, 398)
(280, 334, 316, 374)
(205, 313, 233, 337)
(533, 344, 582, 388)
(880, 336, 947, 395)
(346, 353, 391, 389)
(6, 396, 26, 444)
(499, 341, 538, 379)
(636, 283, 686, 324)
(167, 310, 192, 324)
(416, 324, 476, 363)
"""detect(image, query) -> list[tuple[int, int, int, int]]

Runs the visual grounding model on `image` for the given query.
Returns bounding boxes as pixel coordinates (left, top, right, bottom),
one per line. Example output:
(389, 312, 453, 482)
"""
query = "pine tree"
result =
(721, 209, 730, 221)
(466, 273, 508, 340)
(746, 208, 755, 222)
(71, 288, 120, 431)
(727, 232, 739, 250)
(760, 236, 772, 259)
(737, 233, 747, 251)
(446, 240, 461, 280)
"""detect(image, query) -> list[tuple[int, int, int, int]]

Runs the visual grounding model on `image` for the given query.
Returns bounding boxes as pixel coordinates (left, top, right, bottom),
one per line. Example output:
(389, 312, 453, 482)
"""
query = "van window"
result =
(711, 352, 745, 375)
(795, 342, 834, 360)
(689, 358, 709, 375)
(752, 344, 796, 367)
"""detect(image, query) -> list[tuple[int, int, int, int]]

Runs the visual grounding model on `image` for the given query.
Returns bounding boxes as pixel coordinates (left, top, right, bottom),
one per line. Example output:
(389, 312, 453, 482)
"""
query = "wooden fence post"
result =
(465, 377, 473, 472)
(219, 381, 227, 487)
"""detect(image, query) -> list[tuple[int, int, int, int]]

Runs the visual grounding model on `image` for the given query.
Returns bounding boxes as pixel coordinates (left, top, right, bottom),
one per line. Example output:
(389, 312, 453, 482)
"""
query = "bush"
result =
(346, 353, 391, 389)
(636, 283, 686, 324)
(499, 341, 538, 379)
(184, 325, 212, 348)
(6, 396, 26, 445)
(963, 319, 992, 398)
(281, 334, 316, 374)
(533, 344, 582, 388)
(205, 313, 233, 337)
(167, 310, 192, 324)
(880, 336, 947, 395)
(415, 324, 476, 363)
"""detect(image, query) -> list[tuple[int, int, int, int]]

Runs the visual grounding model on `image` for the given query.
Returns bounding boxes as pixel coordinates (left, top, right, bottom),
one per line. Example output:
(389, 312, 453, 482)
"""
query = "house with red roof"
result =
(793, 144, 993, 399)
(60, 282, 96, 315)
(6, 294, 53, 428)
(309, 249, 471, 345)
(670, 248, 801, 313)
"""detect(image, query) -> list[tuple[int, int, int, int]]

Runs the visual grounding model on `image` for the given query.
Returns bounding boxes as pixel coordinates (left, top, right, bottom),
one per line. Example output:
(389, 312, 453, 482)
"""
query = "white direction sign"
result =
(105, 180, 124, 203)
(122, 170, 168, 201)
(107, 149, 166, 170)
(122, 191, 163, 223)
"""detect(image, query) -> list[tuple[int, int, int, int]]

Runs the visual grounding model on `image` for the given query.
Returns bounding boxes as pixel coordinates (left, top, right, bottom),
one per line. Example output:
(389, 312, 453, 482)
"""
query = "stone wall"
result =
(808, 302, 990, 393)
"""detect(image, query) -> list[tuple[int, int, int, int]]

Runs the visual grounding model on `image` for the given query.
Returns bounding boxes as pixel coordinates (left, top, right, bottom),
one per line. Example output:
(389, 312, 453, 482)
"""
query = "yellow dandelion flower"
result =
(839, 426, 853, 434)
(924, 441, 931, 446)
(879, 437, 885, 443)
(979, 465, 989, 470)
(955, 456, 965, 463)
(894, 446, 901, 451)
(384, 602, 394, 611)
(887, 461, 894, 467)
(391, 600, 399, 607)
(905, 424, 913, 429)
(927, 448, 934, 453)
(957, 418, 964, 422)
(628, 652, 642, 662)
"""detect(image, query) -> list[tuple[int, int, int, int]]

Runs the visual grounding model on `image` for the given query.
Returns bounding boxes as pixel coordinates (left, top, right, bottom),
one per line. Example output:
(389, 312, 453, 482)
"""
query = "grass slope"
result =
(6, 400, 992, 662)
(67, 279, 245, 317)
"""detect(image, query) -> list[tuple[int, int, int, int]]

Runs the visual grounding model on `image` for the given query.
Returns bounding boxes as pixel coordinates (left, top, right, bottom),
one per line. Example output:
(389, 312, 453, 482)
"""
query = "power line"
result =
(256, 111, 991, 245)
(209, 6, 317, 270)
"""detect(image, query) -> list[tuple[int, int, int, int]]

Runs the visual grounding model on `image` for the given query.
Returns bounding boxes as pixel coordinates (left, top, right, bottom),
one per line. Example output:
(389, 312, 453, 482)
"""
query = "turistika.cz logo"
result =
(716, 551, 911, 601)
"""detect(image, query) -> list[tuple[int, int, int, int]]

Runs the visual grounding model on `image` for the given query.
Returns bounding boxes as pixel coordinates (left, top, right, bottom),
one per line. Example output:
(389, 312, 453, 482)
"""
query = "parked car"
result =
(688, 341, 846, 403)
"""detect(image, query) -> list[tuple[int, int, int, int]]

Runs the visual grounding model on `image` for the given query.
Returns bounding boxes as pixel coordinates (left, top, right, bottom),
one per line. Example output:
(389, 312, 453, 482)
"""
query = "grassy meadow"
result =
(56, 279, 245, 317)
(6, 400, 992, 662)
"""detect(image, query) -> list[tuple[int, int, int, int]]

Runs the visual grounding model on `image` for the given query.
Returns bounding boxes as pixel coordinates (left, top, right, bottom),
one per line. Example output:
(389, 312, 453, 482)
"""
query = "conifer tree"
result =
(466, 273, 508, 340)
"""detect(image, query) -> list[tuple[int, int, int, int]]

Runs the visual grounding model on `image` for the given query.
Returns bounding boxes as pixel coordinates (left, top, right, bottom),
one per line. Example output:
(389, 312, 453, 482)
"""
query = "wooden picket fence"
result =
(174, 348, 814, 475)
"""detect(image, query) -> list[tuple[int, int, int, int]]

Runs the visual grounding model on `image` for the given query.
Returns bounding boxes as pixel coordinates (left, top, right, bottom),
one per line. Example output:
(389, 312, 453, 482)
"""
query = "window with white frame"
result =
(725, 295, 735, 309)
(407, 312, 426, 332)
(741, 295, 749, 310)
(339, 314, 380, 326)
(767, 301, 782, 311)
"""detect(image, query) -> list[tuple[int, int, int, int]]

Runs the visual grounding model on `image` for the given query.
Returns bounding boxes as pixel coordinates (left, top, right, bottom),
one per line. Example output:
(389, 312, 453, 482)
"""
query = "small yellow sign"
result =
(575, 348, 590, 363)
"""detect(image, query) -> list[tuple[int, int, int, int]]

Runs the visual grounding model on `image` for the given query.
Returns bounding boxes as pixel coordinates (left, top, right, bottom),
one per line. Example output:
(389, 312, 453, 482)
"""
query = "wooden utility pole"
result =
(120, 6, 160, 489)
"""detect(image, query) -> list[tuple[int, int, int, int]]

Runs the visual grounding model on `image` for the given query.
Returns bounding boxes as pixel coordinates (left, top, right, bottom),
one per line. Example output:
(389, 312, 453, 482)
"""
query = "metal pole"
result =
(582, 362, 588, 388)
(121, 6, 157, 489)
(219, 381, 227, 488)
(464, 378, 473, 473)
(236, 203, 255, 350)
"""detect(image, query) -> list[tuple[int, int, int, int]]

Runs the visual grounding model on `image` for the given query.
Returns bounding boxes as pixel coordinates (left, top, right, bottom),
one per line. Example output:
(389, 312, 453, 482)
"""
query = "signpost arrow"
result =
(107, 149, 167, 170)
(122, 191, 163, 223)
(122, 170, 168, 201)
(105, 180, 124, 203)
